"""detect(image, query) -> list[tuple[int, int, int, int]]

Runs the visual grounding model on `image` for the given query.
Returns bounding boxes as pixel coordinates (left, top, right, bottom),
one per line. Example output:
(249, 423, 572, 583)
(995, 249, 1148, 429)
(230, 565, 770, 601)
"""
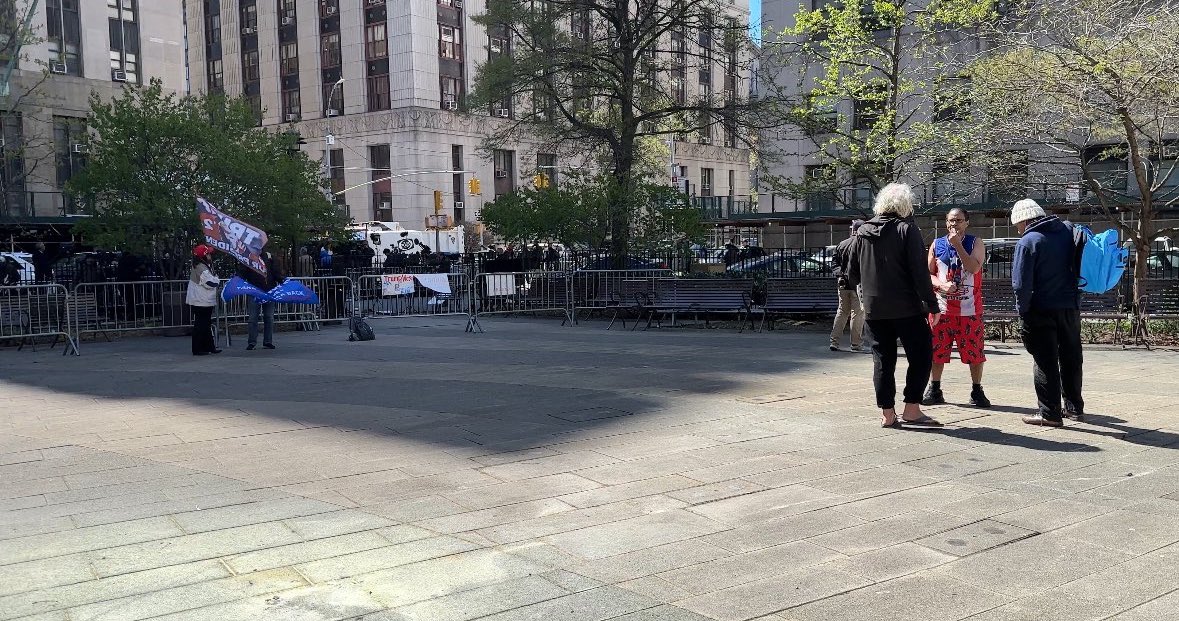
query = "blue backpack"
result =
(1071, 225, 1127, 294)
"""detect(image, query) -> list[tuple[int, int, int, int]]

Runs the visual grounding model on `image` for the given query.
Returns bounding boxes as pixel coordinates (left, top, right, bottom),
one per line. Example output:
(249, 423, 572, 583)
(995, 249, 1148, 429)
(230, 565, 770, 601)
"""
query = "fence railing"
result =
(9, 265, 1178, 355)
(0, 283, 78, 355)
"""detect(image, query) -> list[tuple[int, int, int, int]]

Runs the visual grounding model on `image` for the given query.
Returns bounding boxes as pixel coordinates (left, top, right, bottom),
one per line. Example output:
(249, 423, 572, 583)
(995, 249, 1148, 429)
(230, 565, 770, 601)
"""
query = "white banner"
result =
(381, 274, 415, 296)
(413, 273, 452, 295)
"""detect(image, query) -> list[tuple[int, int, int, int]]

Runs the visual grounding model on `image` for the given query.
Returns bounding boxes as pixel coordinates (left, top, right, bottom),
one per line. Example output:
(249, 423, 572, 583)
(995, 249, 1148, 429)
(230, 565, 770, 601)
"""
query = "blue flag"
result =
(221, 277, 320, 305)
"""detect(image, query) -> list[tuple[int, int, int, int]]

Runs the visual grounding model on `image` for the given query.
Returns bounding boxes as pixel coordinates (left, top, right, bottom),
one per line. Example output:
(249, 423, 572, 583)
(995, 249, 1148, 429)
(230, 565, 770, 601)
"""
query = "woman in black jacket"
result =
(848, 183, 943, 428)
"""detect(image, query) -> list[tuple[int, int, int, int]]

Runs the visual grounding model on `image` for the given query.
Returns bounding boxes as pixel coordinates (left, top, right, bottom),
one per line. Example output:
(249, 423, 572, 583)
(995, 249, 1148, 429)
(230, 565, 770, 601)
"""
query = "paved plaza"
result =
(2, 317, 1179, 621)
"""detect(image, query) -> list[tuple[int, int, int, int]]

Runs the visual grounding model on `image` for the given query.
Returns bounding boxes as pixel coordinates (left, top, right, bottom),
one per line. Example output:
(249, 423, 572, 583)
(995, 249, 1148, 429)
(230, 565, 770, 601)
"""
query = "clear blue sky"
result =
(749, 0, 762, 43)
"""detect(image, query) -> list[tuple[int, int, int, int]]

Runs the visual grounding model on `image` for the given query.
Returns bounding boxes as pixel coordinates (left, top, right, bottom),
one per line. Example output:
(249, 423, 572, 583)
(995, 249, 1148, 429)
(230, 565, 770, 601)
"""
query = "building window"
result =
(701, 168, 714, 197)
(853, 85, 886, 131)
(108, 0, 141, 84)
(439, 25, 462, 60)
(207, 59, 224, 90)
(805, 164, 835, 211)
(440, 76, 461, 109)
(243, 50, 260, 82)
(493, 149, 515, 197)
(204, 11, 220, 45)
(852, 177, 875, 210)
(281, 89, 301, 121)
(365, 23, 388, 59)
(369, 144, 392, 221)
(280, 42, 299, 76)
(240, 3, 258, 30)
(0, 114, 27, 217)
(366, 74, 390, 111)
(537, 153, 557, 189)
(46, 0, 83, 76)
(804, 92, 837, 136)
(489, 36, 507, 55)
(321, 32, 341, 68)
(278, 0, 296, 21)
(327, 148, 345, 210)
(246, 95, 262, 125)
(53, 116, 87, 213)
(323, 83, 343, 116)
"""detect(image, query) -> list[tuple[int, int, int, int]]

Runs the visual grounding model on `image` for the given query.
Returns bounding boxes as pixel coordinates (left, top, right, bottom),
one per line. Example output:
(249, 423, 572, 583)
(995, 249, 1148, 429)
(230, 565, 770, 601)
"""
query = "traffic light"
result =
(533, 173, 550, 189)
(468, 178, 481, 195)
(433, 190, 443, 214)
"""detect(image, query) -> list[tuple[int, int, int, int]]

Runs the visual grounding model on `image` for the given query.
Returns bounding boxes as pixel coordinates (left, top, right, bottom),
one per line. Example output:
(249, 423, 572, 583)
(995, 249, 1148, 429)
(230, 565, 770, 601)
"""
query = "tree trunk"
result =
(609, 144, 636, 268)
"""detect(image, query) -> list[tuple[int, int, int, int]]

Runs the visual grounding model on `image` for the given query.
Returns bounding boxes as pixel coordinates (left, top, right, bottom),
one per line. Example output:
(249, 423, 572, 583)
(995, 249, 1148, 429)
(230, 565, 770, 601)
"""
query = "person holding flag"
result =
(237, 249, 283, 350)
(186, 245, 222, 356)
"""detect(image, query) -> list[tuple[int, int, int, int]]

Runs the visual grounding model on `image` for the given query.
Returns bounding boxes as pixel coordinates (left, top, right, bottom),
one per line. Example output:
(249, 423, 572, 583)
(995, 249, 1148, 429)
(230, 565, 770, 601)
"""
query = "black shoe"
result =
(246, 343, 256, 350)
(922, 387, 945, 406)
(1023, 415, 1064, 427)
(829, 344, 839, 352)
(210, 349, 223, 354)
(970, 387, 992, 408)
(263, 343, 276, 350)
(193, 351, 210, 356)
(1064, 402, 1084, 422)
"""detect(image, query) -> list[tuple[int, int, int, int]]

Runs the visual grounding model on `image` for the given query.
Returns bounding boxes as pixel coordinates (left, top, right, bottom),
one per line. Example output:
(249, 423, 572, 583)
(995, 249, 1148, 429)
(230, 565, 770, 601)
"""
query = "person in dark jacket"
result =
(238, 250, 284, 350)
(31, 242, 55, 283)
(830, 220, 866, 351)
(1010, 199, 1083, 426)
(848, 183, 943, 428)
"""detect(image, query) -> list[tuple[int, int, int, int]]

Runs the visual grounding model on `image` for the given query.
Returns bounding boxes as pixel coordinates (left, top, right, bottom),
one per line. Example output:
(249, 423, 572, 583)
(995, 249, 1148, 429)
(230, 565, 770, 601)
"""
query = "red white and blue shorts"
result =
(932, 314, 987, 365)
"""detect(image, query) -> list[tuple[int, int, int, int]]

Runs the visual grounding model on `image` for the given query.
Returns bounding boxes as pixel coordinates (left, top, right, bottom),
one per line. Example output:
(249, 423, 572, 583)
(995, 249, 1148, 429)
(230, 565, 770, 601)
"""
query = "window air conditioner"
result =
(496, 108, 509, 118)
(72, 144, 89, 154)
(574, 31, 584, 39)
(111, 69, 128, 82)
(285, 113, 299, 122)
(454, 201, 464, 209)
(367, 0, 382, 6)
(242, 27, 256, 35)
(325, 6, 337, 15)
(281, 16, 294, 26)
(494, 170, 507, 178)
(700, 137, 711, 144)
(326, 108, 339, 117)
(446, 101, 458, 110)
(49, 61, 67, 74)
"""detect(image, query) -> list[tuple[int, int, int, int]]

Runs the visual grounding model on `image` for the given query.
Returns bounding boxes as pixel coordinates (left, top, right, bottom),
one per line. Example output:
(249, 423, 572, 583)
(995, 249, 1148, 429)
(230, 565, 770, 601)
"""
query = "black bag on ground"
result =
(349, 316, 375, 341)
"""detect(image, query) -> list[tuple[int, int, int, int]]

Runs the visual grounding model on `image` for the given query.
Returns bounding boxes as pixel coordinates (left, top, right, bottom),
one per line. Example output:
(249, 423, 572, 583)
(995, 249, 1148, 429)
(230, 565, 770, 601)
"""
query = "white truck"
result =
(349, 221, 465, 256)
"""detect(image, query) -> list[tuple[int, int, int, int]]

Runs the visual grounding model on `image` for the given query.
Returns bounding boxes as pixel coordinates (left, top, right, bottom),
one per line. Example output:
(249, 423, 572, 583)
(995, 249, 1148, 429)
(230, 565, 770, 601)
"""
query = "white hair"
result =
(873, 183, 916, 218)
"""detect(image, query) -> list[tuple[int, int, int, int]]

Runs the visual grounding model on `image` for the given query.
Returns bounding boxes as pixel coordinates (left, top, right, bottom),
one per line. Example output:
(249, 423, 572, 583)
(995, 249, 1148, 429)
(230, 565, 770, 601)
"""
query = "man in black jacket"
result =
(238, 251, 284, 350)
(848, 183, 943, 428)
(1010, 199, 1083, 426)
(830, 220, 866, 351)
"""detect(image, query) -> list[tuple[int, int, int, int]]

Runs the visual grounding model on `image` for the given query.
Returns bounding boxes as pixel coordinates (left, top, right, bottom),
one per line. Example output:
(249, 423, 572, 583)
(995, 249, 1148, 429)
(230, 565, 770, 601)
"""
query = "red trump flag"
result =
(197, 197, 269, 276)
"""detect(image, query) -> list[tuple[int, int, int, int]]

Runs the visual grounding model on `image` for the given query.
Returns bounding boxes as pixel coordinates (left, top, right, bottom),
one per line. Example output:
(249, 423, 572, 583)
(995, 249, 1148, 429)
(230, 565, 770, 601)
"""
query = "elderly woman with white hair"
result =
(847, 183, 943, 428)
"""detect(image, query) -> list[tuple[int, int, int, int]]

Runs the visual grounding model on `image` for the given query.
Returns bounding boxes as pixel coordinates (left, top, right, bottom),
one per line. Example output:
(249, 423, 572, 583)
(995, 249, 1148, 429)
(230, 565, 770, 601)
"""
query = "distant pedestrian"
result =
(924, 208, 991, 408)
(238, 250, 284, 350)
(31, 242, 54, 283)
(544, 244, 560, 271)
(296, 247, 316, 277)
(830, 220, 866, 352)
(187, 245, 221, 356)
(1010, 199, 1084, 426)
(848, 183, 943, 428)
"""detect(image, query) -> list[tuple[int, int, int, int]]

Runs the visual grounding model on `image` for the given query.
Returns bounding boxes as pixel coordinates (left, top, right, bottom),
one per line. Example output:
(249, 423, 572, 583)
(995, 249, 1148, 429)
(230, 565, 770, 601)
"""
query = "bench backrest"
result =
(763, 278, 837, 312)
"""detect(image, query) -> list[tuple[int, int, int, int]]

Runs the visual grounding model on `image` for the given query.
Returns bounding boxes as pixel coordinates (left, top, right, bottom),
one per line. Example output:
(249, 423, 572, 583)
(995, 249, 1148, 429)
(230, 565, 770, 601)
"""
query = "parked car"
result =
(0, 252, 35, 285)
(576, 256, 669, 271)
(726, 253, 831, 277)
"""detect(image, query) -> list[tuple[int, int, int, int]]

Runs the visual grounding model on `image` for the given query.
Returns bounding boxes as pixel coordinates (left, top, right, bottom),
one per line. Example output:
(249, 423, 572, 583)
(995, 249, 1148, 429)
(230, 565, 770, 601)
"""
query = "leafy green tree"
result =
(760, 0, 998, 212)
(470, 0, 759, 256)
(67, 80, 344, 278)
(970, 0, 1179, 319)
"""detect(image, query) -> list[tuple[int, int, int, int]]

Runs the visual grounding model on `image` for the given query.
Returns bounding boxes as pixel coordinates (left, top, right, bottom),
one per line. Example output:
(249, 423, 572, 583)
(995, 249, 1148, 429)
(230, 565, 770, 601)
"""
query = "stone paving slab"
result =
(2, 317, 1179, 620)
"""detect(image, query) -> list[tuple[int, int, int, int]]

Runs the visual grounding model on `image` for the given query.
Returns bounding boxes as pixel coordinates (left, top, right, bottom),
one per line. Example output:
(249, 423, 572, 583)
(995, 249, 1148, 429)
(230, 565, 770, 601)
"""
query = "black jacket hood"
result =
(856, 214, 906, 239)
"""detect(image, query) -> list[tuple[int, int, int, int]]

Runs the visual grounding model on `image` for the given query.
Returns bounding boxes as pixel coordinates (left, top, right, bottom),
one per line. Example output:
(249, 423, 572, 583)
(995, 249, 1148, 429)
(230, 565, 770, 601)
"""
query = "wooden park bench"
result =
(637, 278, 752, 330)
(749, 278, 838, 332)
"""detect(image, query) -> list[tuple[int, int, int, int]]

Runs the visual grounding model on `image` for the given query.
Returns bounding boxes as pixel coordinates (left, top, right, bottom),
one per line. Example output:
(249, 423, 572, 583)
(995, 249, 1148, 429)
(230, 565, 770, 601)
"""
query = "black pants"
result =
(1020, 309, 1083, 420)
(866, 315, 934, 409)
(191, 305, 216, 354)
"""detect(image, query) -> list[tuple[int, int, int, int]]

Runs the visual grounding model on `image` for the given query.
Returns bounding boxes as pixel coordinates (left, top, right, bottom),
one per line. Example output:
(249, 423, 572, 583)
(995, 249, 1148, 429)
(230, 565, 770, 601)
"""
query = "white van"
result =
(349, 221, 465, 256)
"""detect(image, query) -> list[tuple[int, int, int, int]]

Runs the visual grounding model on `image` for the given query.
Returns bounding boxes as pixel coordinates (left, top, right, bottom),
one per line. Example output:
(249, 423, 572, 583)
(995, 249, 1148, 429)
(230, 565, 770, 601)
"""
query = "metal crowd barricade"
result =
(569, 269, 672, 324)
(0, 284, 78, 355)
(473, 271, 573, 326)
(72, 280, 191, 348)
(354, 272, 476, 332)
(220, 276, 353, 346)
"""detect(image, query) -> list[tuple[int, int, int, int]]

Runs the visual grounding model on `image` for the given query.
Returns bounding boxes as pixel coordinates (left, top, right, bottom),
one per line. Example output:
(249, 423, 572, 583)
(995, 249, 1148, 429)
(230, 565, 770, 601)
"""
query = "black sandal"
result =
(900, 415, 943, 428)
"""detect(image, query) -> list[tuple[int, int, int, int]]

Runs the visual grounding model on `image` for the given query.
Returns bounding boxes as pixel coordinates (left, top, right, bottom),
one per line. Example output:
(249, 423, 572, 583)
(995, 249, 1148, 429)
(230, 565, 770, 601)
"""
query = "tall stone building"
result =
(184, 0, 754, 229)
(1, 0, 188, 222)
